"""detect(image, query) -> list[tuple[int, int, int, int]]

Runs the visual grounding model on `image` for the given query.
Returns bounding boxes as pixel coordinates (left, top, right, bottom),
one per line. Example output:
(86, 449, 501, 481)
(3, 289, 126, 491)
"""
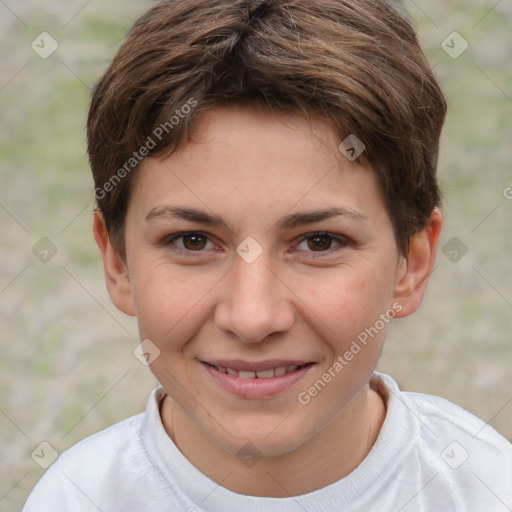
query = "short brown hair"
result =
(87, 0, 447, 258)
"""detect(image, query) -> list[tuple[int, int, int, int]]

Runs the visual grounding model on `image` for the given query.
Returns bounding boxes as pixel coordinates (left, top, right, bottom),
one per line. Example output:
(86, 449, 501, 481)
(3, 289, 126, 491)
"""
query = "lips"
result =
(200, 359, 316, 398)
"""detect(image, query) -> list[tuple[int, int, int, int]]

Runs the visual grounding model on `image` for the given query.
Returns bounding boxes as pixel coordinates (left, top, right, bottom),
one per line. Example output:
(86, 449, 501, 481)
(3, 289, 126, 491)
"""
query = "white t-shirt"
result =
(23, 373, 512, 511)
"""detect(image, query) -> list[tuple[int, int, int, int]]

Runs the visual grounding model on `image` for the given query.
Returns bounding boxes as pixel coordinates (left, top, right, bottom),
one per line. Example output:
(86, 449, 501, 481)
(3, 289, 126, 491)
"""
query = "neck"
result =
(161, 382, 386, 497)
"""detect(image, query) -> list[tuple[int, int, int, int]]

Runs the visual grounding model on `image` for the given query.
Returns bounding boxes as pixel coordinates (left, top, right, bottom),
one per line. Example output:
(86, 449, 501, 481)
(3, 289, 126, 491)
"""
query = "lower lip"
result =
(201, 362, 315, 399)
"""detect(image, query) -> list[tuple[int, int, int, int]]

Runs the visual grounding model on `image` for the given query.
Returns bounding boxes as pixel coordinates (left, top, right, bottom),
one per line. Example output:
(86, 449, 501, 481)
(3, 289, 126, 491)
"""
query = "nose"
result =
(214, 253, 295, 343)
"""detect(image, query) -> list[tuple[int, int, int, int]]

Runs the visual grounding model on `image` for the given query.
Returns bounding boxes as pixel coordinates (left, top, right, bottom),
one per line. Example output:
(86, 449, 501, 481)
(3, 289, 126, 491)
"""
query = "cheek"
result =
(302, 264, 391, 343)
(294, 270, 392, 431)
(131, 264, 216, 343)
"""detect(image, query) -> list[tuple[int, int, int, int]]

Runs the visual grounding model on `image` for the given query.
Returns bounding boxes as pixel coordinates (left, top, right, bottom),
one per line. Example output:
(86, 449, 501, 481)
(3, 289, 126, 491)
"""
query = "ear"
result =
(92, 211, 136, 317)
(393, 207, 443, 318)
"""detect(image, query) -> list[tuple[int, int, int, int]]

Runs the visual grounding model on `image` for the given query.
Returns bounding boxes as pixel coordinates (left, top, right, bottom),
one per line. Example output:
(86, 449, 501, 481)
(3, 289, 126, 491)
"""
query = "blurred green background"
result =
(1, 0, 511, 509)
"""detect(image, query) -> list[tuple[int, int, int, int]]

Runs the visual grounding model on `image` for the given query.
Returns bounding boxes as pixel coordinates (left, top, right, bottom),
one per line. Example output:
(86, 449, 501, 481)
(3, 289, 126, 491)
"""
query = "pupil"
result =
(184, 234, 206, 250)
(308, 235, 332, 251)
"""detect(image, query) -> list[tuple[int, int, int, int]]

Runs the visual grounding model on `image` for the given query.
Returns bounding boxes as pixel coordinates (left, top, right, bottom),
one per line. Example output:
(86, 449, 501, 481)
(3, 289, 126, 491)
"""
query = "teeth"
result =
(215, 364, 304, 378)
(238, 371, 256, 379)
(274, 366, 287, 376)
(256, 369, 274, 378)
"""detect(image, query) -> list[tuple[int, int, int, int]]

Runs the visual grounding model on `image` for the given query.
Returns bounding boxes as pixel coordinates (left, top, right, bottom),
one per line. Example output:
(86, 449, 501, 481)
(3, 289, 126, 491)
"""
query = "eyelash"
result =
(163, 231, 349, 258)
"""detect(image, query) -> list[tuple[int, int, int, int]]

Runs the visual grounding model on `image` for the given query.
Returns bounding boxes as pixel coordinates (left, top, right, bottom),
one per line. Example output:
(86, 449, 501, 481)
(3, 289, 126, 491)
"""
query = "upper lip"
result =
(200, 359, 314, 372)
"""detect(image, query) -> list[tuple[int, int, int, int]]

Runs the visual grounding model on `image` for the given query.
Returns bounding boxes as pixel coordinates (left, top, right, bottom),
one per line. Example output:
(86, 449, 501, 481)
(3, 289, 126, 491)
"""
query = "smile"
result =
(200, 360, 316, 398)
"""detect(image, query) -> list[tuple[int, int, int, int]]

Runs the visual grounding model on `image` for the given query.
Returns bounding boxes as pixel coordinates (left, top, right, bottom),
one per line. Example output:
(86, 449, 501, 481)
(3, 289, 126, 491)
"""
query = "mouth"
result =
(199, 360, 316, 398)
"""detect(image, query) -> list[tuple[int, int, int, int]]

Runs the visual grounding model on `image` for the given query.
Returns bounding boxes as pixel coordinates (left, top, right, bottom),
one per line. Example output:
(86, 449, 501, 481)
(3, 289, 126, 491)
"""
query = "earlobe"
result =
(92, 211, 136, 317)
(393, 208, 443, 318)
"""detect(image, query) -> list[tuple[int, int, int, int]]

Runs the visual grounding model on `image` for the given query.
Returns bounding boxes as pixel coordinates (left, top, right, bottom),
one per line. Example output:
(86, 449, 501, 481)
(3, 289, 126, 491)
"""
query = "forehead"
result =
(186, 105, 338, 158)
(128, 105, 385, 228)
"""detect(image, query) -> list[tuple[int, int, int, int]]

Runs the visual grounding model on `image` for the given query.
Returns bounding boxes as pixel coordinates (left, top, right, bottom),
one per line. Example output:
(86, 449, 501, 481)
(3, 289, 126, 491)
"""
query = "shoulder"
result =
(374, 372, 511, 453)
(405, 388, 511, 452)
(25, 414, 144, 493)
(22, 393, 167, 512)
(399, 381, 511, 509)
(58, 411, 146, 467)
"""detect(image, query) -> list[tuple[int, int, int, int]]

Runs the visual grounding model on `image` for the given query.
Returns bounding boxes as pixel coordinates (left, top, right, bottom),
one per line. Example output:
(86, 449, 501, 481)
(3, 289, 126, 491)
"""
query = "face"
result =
(98, 105, 438, 459)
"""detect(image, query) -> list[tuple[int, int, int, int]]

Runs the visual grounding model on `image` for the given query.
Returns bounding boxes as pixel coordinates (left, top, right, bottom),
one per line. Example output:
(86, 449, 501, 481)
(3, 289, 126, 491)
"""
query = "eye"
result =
(163, 231, 349, 258)
(294, 232, 349, 255)
(164, 232, 216, 253)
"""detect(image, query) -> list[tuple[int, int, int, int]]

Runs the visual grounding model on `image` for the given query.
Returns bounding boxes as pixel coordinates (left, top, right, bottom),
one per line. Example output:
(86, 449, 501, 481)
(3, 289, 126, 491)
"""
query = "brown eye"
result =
(307, 234, 334, 251)
(294, 232, 349, 256)
(181, 234, 208, 250)
(165, 232, 214, 253)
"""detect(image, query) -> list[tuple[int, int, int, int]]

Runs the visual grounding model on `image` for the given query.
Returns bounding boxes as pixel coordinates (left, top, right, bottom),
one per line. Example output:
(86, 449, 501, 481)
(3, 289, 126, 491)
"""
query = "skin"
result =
(93, 105, 442, 497)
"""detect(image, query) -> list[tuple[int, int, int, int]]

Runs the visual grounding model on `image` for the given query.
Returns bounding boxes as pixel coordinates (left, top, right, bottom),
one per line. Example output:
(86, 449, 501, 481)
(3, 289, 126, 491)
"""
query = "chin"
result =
(212, 415, 315, 459)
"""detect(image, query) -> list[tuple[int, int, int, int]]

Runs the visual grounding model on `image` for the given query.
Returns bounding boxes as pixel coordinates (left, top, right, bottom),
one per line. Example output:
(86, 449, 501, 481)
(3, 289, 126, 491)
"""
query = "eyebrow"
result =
(145, 206, 228, 228)
(275, 207, 368, 230)
(144, 205, 368, 230)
